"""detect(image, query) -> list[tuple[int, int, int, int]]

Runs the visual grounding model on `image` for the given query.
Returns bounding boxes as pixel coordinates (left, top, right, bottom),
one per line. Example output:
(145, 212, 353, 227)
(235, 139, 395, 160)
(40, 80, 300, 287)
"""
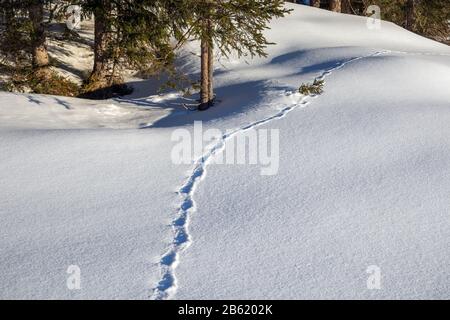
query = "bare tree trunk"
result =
(310, 0, 321, 8)
(199, 36, 210, 111)
(29, 1, 50, 73)
(87, 1, 113, 90)
(341, 0, 352, 14)
(330, 0, 342, 12)
(199, 9, 214, 111)
(4, 0, 14, 35)
(207, 29, 214, 104)
(405, 0, 415, 31)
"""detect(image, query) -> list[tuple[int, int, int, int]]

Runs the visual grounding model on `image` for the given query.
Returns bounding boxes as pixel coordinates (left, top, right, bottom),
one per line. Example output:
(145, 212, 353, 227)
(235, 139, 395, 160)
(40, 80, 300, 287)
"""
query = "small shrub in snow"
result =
(29, 70, 80, 97)
(299, 79, 324, 96)
(3, 67, 80, 97)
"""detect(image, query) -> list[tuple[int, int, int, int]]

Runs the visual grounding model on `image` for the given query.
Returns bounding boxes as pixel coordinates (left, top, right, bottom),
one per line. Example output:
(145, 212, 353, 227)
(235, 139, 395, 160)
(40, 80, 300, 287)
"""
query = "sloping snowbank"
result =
(175, 52, 450, 299)
(0, 92, 171, 129)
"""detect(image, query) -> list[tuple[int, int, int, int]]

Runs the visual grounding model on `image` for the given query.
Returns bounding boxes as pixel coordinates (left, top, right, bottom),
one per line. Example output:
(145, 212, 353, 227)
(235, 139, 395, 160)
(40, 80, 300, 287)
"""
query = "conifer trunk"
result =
(4, 1, 14, 36)
(405, 0, 415, 31)
(310, 0, 321, 8)
(330, 0, 342, 12)
(207, 26, 214, 103)
(199, 36, 210, 111)
(29, 1, 50, 72)
(199, 8, 213, 111)
(87, 1, 113, 90)
(342, 0, 351, 14)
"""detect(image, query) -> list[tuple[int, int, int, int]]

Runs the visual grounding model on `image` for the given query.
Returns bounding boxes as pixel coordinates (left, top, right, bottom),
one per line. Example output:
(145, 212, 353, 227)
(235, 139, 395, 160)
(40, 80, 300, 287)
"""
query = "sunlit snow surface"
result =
(1, 3, 449, 299)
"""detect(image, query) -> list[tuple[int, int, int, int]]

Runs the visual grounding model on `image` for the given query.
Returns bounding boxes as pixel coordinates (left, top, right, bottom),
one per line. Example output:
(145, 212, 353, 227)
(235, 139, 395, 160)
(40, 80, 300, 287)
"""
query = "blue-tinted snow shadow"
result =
(149, 80, 291, 128)
(270, 49, 364, 77)
(123, 47, 379, 129)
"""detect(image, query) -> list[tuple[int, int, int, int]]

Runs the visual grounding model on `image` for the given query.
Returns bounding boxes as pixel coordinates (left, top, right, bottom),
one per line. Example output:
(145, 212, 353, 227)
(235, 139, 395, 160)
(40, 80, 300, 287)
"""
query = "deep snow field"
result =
(1, 3, 450, 299)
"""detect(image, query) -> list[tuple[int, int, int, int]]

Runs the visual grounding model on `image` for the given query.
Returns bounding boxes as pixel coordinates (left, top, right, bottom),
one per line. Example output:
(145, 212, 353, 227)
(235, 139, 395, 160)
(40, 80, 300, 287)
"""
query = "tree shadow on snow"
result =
(124, 79, 291, 129)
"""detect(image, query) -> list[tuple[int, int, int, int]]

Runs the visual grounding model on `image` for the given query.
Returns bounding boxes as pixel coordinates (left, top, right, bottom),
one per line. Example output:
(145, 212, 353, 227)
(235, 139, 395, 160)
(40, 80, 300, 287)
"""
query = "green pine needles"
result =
(299, 79, 324, 96)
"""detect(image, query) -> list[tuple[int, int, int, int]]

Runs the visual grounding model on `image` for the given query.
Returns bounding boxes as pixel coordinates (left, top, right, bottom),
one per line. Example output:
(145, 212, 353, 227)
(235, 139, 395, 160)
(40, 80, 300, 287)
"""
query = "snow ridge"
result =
(150, 50, 387, 300)
(385, 50, 450, 57)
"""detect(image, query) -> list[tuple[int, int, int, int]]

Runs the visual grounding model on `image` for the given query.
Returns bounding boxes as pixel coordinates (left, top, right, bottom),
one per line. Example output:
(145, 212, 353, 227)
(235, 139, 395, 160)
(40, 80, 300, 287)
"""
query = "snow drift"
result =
(1, 3, 449, 299)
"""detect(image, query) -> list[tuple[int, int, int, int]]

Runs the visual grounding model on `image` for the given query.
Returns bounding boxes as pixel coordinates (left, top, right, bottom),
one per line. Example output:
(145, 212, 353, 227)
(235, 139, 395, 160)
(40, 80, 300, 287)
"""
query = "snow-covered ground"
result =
(1, 3, 449, 299)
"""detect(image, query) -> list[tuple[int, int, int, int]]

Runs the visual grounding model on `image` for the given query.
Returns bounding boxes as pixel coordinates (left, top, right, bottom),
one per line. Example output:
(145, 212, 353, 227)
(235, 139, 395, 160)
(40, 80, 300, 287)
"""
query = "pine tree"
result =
(342, 1, 366, 14)
(330, 0, 342, 12)
(83, 0, 113, 91)
(0, 0, 27, 64)
(405, 0, 416, 31)
(364, 0, 449, 44)
(342, 0, 351, 13)
(29, 0, 50, 74)
(0, 0, 51, 72)
(414, 0, 450, 44)
(80, 0, 179, 96)
(179, 0, 291, 111)
(310, 0, 321, 8)
(0, 0, 82, 95)
(199, 0, 213, 111)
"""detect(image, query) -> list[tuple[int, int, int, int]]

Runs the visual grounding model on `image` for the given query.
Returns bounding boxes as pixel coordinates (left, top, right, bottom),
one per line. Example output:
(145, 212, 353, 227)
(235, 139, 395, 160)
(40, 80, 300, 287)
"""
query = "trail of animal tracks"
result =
(151, 50, 392, 300)
(172, 47, 450, 299)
